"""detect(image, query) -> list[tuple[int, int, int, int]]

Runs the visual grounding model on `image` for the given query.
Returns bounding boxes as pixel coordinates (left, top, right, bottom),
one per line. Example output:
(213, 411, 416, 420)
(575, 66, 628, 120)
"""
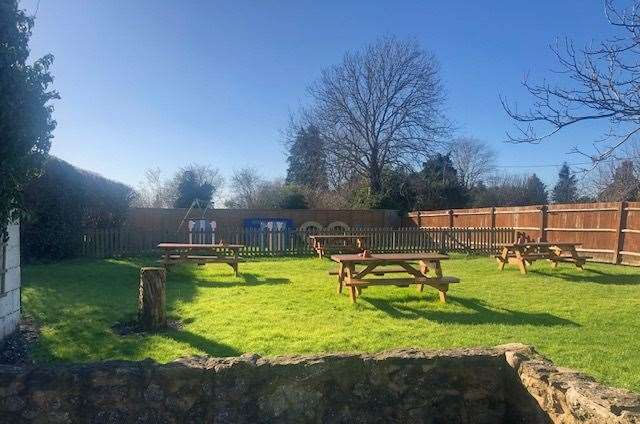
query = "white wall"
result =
(0, 222, 20, 339)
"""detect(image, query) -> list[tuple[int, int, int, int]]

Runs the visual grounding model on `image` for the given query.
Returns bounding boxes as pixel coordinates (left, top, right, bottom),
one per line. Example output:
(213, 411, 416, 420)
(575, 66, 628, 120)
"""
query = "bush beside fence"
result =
(79, 227, 515, 259)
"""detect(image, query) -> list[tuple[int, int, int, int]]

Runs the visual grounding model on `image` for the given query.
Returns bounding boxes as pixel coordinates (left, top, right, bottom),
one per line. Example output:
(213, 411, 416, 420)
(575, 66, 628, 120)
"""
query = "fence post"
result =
(490, 207, 496, 228)
(417, 212, 422, 228)
(613, 201, 627, 264)
(489, 207, 496, 252)
(448, 209, 454, 228)
(539, 205, 548, 242)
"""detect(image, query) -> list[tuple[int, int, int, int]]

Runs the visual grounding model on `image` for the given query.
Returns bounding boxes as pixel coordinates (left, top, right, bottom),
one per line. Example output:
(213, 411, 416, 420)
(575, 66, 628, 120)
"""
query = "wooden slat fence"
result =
(79, 227, 514, 259)
(408, 201, 640, 266)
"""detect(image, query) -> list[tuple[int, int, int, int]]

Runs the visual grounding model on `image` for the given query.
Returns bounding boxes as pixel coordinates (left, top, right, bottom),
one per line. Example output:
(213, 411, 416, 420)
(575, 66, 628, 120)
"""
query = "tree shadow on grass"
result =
(161, 330, 240, 357)
(188, 273, 291, 288)
(362, 295, 579, 327)
(530, 268, 640, 285)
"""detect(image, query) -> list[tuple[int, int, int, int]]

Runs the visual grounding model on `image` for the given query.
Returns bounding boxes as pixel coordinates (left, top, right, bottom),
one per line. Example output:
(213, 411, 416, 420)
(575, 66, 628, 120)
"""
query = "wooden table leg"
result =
(433, 261, 446, 301)
(438, 284, 448, 302)
(548, 247, 560, 269)
(497, 247, 508, 271)
(433, 260, 443, 278)
(346, 264, 357, 303)
(416, 260, 428, 292)
(233, 248, 240, 276)
(162, 250, 172, 272)
(515, 249, 527, 274)
(336, 263, 345, 293)
(568, 247, 584, 270)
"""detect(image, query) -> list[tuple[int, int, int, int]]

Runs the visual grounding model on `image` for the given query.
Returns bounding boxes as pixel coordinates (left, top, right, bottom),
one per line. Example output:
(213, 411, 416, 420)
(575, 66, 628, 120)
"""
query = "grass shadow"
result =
(187, 273, 291, 288)
(363, 295, 579, 327)
(241, 273, 291, 285)
(531, 268, 640, 285)
(162, 330, 240, 357)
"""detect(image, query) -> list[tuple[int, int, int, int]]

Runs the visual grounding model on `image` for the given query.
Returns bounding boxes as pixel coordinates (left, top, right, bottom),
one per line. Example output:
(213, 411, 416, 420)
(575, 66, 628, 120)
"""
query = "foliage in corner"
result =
(21, 157, 135, 262)
(0, 0, 58, 241)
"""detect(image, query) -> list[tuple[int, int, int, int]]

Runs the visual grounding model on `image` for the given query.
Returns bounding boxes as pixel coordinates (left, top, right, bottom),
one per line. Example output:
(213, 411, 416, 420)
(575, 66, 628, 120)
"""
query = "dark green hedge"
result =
(20, 157, 134, 262)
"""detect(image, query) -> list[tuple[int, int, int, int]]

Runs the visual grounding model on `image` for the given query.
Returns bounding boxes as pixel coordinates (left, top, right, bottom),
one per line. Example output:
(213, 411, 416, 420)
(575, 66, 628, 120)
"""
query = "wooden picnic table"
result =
(157, 243, 245, 276)
(330, 253, 460, 304)
(309, 235, 368, 259)
(495, 242, 591, 274)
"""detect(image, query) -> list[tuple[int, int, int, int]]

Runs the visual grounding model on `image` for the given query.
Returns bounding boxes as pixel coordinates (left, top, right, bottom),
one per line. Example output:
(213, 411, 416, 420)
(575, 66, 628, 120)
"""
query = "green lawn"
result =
(22, 255, 640, 392)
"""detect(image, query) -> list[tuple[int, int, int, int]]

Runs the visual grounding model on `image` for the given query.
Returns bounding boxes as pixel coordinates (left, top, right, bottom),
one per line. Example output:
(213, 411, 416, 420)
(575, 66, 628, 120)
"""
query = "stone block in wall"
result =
(0, 310, 19, 340)
(0, 290, 19, 317)
(3, 266, 20, 293)
(5, 223, 19, 249)
(1, 222, 21, 340)
(4, 240, 20, 271)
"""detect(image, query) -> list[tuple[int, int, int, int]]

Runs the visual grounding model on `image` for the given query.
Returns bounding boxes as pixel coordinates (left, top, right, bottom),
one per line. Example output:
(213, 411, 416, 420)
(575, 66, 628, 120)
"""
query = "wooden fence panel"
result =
(409, 201, 640, 265)
(77, 227, 514, 259)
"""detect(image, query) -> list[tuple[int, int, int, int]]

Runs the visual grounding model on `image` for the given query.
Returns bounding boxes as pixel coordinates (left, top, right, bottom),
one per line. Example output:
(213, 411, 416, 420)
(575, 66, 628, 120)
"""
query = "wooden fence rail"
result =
(407, 201, 640, 266)
(79, 227, 515, 259)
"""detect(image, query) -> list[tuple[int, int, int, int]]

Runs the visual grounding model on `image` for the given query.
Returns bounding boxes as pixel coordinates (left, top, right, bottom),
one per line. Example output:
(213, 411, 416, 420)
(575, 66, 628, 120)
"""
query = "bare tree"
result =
(133, 168, 173, 208)
(308, 36, 450, 196)
(448, 137, 496, 188)
(593, 159, 640, 201)
(502, 0, 640, 164)
(225, 167, 263, 208)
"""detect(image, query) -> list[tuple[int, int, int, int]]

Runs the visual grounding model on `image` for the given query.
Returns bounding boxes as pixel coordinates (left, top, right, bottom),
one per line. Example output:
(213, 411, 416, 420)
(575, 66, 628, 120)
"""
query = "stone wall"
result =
(0, 344, 638, 423)
(0, 222, 20, 340)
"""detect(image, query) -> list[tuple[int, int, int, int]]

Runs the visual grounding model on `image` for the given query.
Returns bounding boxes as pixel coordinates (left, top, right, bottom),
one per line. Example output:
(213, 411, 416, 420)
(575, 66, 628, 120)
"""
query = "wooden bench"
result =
(495, 253, 548, 260)
(346, 276, 460, 287)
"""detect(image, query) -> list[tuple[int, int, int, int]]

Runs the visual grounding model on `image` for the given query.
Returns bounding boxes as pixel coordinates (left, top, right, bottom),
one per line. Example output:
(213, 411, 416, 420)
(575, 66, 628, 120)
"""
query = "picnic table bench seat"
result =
(346, 276, 460, 287)
(495, 253, 549, 260)
(552, 255, 593, 262)
(328, 266, 408, 276)
(159, 255, 247, 263)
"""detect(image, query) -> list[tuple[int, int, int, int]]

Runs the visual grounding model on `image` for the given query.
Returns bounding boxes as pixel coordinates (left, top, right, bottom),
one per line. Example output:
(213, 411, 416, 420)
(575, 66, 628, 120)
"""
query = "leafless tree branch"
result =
(503, 0, 640, 163)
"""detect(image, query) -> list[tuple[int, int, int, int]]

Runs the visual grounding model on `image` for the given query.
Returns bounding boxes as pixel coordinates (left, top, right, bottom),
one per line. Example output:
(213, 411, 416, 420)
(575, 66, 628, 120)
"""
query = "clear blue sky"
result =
(22, 0, 614, 190)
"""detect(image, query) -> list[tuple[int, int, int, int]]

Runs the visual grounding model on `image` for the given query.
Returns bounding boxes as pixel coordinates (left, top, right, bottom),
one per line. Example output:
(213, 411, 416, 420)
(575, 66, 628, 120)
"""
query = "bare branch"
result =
(503, 1, 640, 163)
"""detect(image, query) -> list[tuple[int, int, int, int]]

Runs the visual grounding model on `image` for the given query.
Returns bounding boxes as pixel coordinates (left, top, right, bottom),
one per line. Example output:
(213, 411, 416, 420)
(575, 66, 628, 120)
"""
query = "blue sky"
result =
(22, 0, 615, 190)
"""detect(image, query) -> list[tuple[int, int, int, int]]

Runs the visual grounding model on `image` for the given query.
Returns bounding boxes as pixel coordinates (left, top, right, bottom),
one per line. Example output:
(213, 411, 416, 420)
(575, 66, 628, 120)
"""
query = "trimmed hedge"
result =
(21, 157, 134, 262)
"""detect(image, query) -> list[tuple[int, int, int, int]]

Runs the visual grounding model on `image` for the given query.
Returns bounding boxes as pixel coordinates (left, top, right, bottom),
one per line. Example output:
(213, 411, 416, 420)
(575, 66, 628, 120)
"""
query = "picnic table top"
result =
(309, 234, 368, 239)
(157, 243, 244, 249)
(497, 242, 582, 248)
(331, 253, 449, 263)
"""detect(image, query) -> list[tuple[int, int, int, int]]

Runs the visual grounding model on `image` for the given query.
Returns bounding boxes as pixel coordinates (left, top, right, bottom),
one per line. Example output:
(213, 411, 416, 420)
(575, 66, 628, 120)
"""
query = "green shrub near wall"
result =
(20, 157, 134, 263)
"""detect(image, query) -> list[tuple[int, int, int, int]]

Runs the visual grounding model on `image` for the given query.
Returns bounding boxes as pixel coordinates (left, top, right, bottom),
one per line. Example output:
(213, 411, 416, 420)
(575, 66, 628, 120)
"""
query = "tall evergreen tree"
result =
(171, 164, 222, 208)
(525, 174, 548, 205)
(552, 163, 578, 203)
(285, 125, 327, 189)
(413, 154, 469, 210)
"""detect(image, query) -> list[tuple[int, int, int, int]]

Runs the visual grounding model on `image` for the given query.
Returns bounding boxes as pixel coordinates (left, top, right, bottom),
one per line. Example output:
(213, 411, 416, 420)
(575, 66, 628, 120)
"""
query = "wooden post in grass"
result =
(138, 267, 167, 331)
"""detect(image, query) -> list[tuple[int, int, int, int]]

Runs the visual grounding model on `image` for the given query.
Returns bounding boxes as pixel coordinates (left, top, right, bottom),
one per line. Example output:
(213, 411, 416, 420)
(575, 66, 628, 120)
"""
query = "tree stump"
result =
(138, 267, 167, 331)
